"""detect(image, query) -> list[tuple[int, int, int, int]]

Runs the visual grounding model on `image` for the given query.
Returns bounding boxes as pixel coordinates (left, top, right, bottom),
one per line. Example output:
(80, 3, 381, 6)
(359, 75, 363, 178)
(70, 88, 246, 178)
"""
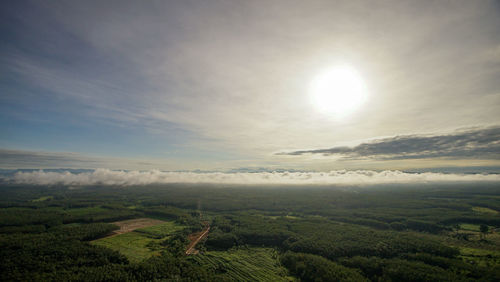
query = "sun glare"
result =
(310, 66, 368, 117)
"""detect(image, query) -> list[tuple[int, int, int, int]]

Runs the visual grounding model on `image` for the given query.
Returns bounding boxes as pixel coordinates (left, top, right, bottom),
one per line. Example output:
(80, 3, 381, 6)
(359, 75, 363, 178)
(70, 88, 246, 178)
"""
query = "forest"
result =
(1, 183, 500, 281)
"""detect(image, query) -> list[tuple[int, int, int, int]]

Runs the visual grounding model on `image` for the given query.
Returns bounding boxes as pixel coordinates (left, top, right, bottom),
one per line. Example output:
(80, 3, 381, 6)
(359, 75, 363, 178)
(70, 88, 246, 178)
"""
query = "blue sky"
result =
(1, 0, 500, 171)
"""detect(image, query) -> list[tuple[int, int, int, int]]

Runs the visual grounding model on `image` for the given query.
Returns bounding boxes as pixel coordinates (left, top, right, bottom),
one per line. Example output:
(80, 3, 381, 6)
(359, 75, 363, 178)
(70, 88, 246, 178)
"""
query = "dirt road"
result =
(185, 225, 210, 255)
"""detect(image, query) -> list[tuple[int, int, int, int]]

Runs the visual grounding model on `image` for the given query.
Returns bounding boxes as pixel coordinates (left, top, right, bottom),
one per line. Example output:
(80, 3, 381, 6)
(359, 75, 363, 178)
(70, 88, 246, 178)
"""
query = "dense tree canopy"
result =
(0, 184, 499, 281)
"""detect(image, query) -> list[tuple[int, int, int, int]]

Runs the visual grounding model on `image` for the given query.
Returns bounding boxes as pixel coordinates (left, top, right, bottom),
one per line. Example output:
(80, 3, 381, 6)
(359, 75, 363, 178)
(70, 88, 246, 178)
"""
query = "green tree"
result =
(480, 224, 488, 240)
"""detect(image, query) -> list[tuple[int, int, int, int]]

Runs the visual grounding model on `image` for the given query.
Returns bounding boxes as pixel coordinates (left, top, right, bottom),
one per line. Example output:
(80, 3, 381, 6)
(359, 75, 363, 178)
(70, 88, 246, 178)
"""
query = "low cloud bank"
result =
(5, 169, 500, 186)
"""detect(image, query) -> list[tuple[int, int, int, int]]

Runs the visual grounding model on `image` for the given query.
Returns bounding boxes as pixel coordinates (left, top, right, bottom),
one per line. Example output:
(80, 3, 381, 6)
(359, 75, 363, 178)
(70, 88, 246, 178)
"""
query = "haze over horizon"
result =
(3, 4, 500, 280)
(2, 0, 500, 175)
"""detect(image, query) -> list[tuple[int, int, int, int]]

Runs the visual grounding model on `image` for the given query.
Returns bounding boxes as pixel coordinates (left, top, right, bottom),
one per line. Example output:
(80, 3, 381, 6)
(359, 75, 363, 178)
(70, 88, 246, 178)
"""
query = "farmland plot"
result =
(190, 247, 293, 281)
(91, 219, 185, 262)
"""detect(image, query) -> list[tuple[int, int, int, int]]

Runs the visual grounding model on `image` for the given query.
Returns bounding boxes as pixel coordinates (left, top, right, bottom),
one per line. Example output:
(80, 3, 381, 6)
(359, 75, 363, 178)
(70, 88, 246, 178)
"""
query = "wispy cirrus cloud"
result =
(4, 169, 500, 186)
(0, 149, 163, 170)
(0, 149, 102, 168)
(279, 126, 500, 160)
(2, 0, 500, 162)
(0, 148, 268, 171)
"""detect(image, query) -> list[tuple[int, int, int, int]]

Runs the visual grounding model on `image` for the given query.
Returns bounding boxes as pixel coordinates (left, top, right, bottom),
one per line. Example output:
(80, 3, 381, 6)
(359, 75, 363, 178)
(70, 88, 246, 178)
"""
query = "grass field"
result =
(111, 218, 166, 235)
(190, 247, 293, 281)
(459, 247, 500, 267)
(459, 223, 481, 232)
(93, 232, 159, 262)
(32, 196, 53, 202)
(135, 221, 185, 238)
(91, 220, 185, 262)
(472, 206, 498, 214)
(268, 215, 301, 220)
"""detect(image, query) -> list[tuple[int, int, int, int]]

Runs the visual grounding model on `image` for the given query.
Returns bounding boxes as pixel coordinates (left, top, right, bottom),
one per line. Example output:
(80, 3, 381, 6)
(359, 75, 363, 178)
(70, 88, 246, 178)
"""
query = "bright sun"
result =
(310, 66, 368, 117)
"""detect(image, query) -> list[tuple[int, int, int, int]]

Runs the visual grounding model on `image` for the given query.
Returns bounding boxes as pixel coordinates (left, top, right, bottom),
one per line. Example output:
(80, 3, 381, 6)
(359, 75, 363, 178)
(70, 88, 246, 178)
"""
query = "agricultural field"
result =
(31, 195, 53, 202)
(472, 207, 499, 214)
(110, 218, 166, 235)
(264, 214, 301, 220)
(460, 223, 482, 232)
(91, 219, 186, 262)
(135, 220, 186, 238)
(92, 232, 160, 262)
(190, 247, 292, 282)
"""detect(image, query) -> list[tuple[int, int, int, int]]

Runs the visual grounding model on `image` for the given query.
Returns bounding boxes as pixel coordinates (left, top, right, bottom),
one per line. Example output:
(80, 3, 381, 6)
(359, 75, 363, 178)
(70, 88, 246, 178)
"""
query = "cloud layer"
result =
(0, 149, 192, 170)
(5, 169, 500, 186)
(280, 126, 500, 160)
(0, 149, 106, 168)
(2, 0, 500, 163)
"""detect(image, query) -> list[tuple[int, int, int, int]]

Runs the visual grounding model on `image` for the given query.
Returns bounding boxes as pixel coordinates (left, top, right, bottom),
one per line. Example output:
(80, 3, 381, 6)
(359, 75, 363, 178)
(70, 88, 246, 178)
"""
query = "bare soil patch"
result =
(108, 218, 165, 236)
(188, 231, 202, 242)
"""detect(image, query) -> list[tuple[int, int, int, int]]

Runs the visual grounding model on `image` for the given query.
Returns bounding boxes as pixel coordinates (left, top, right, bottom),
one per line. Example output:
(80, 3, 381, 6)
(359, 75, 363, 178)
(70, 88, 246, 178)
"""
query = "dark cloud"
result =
(279, 126, 500, 160)
(0, 149, 104, 168)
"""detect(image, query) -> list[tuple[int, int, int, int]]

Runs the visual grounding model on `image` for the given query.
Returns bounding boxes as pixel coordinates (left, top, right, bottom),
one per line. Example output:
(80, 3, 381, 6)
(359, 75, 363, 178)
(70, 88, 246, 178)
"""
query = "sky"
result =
(1, 0, 500, 173)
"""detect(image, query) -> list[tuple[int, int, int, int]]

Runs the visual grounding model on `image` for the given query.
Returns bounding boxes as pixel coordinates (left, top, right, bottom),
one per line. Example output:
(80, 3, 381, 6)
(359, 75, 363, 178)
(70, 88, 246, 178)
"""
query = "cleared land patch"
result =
(266, 215, 301, 220)
(472, 206, 498, 214)
(92, 219, 185, 262)
(108, 218, 166, 236)
(190, 247, 292, 281)
(32, 196, 53, 202)
(93, 232, 158, 262)
(135, 221, 185, 238)
(459, 223, 481, 232)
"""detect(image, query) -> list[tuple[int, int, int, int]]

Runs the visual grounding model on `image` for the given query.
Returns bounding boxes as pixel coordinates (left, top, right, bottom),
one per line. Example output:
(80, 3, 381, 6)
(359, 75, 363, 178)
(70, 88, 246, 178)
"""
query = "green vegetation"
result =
(1, 183, 500, 281)
(460, 223, 481, 232)
(281, 252, 367, 281)
(92, 232, 160, 262)
(459, 247, 500, 267)
(92, 221, 186, 262)
(191, 247, 291, 281)
(32, 195, 53, 202)
(135, 221, 185, 238)
(472, 206, 498, 214)
(66, 206, 109, 216)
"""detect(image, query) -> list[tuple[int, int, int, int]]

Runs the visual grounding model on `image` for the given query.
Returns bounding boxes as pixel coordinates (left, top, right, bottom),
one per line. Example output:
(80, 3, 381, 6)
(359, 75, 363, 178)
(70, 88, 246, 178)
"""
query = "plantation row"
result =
(191, 248, 289, 281)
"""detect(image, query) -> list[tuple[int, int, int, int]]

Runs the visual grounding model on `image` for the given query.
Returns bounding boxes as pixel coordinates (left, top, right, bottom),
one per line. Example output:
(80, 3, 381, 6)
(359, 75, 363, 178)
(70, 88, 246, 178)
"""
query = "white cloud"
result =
(7, 169, 500, 186)
(7, 0, 500, 159)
